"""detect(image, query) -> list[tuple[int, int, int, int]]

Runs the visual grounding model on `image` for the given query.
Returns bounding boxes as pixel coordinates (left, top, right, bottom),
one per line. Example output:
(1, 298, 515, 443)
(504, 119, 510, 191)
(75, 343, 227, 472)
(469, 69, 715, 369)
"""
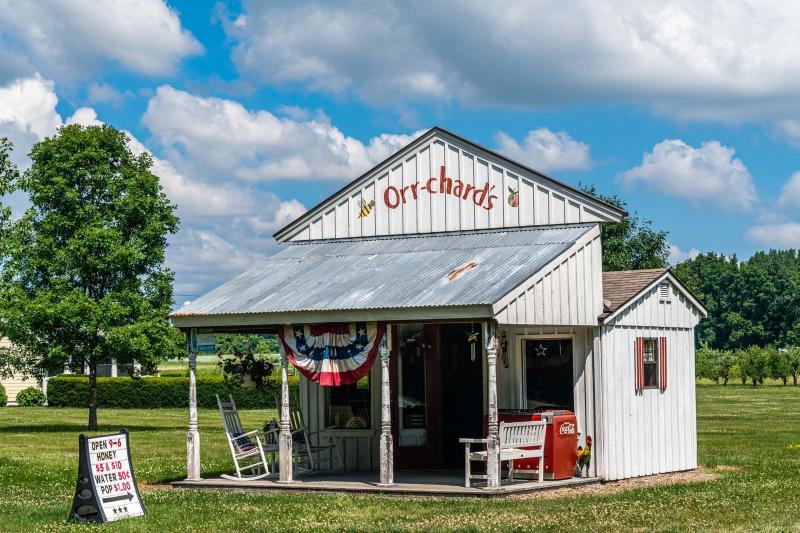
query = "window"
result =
(326, 375, 371, 429)
(643, 338, 659, 388)
(524, 338, 574, 410)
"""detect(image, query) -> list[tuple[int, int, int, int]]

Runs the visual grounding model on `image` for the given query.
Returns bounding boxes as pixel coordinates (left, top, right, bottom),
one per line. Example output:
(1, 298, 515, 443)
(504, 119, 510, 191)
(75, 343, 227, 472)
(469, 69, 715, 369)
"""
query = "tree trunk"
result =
(794, 373, 798, 386)
(88, 362, 98, 431)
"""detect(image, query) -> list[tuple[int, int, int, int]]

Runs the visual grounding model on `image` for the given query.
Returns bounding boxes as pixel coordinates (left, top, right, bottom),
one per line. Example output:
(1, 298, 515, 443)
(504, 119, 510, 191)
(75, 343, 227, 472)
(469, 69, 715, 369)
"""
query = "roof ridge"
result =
(286, 222, 595, 247)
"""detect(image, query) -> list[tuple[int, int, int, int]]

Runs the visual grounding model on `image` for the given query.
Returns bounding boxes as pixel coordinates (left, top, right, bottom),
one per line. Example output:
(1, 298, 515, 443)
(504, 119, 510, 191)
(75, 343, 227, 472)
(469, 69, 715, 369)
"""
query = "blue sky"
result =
(1, 1, 799, 302)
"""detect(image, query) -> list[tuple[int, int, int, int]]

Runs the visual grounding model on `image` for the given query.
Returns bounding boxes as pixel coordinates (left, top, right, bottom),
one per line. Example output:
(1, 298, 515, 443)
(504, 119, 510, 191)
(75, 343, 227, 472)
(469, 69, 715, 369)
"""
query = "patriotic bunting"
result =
(278, 322, 386, 386)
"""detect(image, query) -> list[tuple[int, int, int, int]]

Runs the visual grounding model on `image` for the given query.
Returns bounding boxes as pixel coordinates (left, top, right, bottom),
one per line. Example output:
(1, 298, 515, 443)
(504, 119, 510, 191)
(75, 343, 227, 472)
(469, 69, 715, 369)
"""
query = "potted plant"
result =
(219, 348, 274, 388)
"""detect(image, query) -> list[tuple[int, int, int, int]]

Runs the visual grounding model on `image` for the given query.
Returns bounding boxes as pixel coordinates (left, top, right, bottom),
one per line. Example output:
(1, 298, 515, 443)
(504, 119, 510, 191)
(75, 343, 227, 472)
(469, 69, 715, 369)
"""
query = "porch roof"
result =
(170, 223, 595, 327)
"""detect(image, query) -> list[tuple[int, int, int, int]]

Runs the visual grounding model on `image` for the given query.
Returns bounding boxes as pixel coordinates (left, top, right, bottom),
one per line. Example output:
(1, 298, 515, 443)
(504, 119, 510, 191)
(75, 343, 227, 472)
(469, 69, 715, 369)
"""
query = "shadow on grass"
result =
(0, 423, 181, 433)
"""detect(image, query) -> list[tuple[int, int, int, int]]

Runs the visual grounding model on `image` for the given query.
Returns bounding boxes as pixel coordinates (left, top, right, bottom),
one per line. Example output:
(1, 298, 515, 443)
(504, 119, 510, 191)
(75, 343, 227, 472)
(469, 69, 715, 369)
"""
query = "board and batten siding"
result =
(279, 131, 622, 243)
(299, 361, 380, 472)
(498, 325, 599, 477)
(596, 280, 702, 481)
(493, 225, 602, 326)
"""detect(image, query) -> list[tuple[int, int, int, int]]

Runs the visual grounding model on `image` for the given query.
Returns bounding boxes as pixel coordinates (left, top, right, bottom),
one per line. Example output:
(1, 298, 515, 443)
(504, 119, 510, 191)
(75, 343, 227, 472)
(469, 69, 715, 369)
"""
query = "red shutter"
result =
(635, 337, 644, 392)
(659, 337, 668, 391)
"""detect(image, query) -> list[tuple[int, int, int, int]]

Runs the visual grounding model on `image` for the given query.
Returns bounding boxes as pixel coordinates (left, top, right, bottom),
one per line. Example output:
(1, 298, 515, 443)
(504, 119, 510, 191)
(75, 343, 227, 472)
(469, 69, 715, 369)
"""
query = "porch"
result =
(173, 471, 600, 498)
(170, 224, 603, 492)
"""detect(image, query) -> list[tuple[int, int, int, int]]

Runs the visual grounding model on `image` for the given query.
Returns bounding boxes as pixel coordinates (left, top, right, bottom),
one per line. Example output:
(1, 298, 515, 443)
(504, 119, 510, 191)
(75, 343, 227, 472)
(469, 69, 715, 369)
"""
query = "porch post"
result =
(186, 347, 201, 481)
(278, 347, 293, 482)
(485, 320, 501, 489)
(378, 330, 394, 486)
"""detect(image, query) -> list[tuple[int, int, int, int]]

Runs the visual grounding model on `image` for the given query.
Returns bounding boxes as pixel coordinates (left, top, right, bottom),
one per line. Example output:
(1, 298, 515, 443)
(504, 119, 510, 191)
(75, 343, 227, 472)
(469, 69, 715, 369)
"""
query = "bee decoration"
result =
(357, 199, 375, 218)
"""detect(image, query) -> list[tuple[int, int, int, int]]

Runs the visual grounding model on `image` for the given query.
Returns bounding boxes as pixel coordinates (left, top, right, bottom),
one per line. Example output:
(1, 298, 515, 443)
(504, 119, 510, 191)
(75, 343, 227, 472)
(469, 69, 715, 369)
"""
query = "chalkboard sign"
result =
(69, 429, 146, 523)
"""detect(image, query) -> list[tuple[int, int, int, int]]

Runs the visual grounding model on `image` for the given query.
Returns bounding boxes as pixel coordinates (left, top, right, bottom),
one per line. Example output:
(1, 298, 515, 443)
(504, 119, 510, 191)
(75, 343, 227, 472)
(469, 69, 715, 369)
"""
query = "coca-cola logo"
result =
(559, 422, 576, 435)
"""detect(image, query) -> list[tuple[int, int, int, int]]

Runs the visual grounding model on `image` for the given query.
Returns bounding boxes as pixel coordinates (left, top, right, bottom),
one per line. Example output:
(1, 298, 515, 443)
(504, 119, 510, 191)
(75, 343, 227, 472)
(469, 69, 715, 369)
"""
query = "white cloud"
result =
(167, 228, 265, 297)
(618, 139, 757, 211)
(494, 129, 591, 172)
(776, 171, 800, 210)
(0, 0, 201, 82)
(142, 85, 425, 182)
(0, 76, 62, 167)
(66, 107, 103, 127)
(222, 1, 800, 121)
(0, 76, 309, 297)
(747, 223, 800, 247)
(86, 82, 133, 107)
(0, 76, 61, 138)
(668, 244, 701, 265)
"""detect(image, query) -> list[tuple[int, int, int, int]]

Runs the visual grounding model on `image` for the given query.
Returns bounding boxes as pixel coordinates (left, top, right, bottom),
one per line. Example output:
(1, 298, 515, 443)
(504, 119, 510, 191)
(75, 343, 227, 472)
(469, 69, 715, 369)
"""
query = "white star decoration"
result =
(294, 330, 303, 338)
(535, 344, 548, 357)
(357, 328, 366, 336)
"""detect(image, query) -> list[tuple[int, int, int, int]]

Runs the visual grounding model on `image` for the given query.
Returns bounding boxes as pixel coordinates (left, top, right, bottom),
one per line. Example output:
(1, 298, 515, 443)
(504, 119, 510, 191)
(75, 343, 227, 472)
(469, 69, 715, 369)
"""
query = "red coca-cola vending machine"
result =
(493, 410, 578, 480)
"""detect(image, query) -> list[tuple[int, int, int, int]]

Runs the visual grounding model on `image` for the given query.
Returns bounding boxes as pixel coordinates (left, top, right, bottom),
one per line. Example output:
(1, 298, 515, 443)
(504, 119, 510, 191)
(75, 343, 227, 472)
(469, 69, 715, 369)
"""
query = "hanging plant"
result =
(218, 348, 274, 388)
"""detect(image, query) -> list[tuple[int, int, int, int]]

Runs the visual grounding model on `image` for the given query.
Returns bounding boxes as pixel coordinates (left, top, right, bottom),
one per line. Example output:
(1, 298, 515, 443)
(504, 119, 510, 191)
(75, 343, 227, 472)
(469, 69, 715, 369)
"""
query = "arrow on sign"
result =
(102, 492, 133, 504)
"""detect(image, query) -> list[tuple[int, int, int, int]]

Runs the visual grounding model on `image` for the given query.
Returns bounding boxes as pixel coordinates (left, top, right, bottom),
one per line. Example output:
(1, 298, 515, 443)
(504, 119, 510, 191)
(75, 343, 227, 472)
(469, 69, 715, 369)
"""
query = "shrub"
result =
(46, 374, 298, 409)
(0, 384, 6, 407)
(16, 387, 46, 406)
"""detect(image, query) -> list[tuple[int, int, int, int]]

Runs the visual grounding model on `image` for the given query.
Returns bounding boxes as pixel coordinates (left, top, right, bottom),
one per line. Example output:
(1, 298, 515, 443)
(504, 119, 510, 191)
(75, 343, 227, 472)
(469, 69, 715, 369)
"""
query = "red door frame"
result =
(390, 324, 442, 469)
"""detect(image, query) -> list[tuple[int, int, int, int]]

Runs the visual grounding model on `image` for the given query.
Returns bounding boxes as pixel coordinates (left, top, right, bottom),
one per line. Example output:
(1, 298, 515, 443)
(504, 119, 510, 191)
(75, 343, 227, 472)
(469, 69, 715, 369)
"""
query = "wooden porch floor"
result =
(172, 471, 600, 498)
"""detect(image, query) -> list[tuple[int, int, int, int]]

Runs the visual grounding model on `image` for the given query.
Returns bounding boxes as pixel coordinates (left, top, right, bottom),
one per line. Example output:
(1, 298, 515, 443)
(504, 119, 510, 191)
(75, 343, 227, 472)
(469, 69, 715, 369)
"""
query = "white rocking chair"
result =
(217, 394, 278, 480)
(275, 391, 342, 473)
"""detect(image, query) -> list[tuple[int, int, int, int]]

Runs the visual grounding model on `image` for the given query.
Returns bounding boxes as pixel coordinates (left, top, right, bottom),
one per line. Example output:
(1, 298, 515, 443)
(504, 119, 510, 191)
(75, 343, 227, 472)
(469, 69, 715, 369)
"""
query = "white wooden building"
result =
(170, 127, 706, 490)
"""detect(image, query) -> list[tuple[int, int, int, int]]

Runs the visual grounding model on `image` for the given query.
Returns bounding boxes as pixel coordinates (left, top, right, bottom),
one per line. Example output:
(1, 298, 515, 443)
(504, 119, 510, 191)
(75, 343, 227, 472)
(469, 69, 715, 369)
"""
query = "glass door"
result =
(397, 324, 428, 447)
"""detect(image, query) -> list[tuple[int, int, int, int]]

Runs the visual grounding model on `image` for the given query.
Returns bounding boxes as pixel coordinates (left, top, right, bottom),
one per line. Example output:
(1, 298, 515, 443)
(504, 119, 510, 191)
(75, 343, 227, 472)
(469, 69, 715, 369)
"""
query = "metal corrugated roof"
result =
(171, 224, 594, 317)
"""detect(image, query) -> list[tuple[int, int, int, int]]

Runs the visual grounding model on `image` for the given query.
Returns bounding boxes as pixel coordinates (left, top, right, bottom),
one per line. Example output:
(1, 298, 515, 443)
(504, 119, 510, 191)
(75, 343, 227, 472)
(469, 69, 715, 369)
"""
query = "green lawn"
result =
(1, 384, 799, 531)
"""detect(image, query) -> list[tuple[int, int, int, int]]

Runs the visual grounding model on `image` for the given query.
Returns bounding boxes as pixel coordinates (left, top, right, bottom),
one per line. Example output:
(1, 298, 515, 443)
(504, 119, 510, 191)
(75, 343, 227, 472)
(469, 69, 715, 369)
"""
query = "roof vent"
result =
(659, 282, 671, 303)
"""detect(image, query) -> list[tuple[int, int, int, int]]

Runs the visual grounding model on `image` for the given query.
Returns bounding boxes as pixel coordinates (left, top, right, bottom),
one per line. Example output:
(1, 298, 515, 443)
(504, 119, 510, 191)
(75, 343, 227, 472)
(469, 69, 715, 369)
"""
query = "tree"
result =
(0, 138, 18, 259)
(579, 185, 669, 271)
(785, 347, 800, 386)
(216, 334, 280, 356)
(767, 347, 790, 385)
(740, 346, 768, 386)
(0, 125, 184, 429)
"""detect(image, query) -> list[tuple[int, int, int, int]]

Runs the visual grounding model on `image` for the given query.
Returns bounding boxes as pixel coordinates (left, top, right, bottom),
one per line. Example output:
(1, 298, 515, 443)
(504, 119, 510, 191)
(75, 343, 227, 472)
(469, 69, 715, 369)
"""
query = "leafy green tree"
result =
(0, 137, 18, 258)
(675, 250, 800, 350)
(785, 347, 800, 386)
(740, 346, 769, 386)
(767, 347, 791, 385)
(695, 344, 719, 382)
(216, 334, 280, 356)
(580, 185, 670, 271)
(0, 125, 184, 429)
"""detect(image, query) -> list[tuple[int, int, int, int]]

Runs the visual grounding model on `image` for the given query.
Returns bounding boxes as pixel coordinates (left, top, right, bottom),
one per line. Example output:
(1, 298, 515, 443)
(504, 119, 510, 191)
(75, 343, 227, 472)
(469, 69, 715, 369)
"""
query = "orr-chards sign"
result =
(382, 165, 500, 212)
(69, 429, 145, 523)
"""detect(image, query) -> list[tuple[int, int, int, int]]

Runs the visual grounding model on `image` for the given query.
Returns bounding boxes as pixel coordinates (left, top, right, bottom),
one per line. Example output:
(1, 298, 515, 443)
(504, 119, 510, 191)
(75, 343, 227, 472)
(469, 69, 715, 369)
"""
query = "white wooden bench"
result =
(460, 420, 546, 487)
(217, 394, 278, 480)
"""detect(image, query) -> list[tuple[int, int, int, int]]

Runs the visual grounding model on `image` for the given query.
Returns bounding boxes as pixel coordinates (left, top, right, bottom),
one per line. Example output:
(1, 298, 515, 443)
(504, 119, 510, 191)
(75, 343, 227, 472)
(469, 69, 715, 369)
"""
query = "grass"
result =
(0, 384, 799, 531)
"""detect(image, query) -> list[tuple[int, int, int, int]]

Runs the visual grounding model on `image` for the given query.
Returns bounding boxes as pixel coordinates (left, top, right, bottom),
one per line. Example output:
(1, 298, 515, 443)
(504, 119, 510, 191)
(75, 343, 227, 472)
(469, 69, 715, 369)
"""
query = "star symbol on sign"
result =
(113, 508, 118, 515)
(123, 506, 128, 513)
(535, 344, 548, 358)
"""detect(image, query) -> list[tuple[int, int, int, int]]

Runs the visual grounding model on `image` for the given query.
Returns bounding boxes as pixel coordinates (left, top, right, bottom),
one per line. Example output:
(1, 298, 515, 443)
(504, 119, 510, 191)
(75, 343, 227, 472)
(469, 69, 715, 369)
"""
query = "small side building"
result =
(597, 269, 706, 480)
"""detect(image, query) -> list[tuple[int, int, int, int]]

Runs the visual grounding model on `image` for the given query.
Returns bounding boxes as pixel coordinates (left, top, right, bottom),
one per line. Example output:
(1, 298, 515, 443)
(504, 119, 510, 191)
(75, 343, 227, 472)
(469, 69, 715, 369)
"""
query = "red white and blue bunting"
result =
(278, 322, 386, 386)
